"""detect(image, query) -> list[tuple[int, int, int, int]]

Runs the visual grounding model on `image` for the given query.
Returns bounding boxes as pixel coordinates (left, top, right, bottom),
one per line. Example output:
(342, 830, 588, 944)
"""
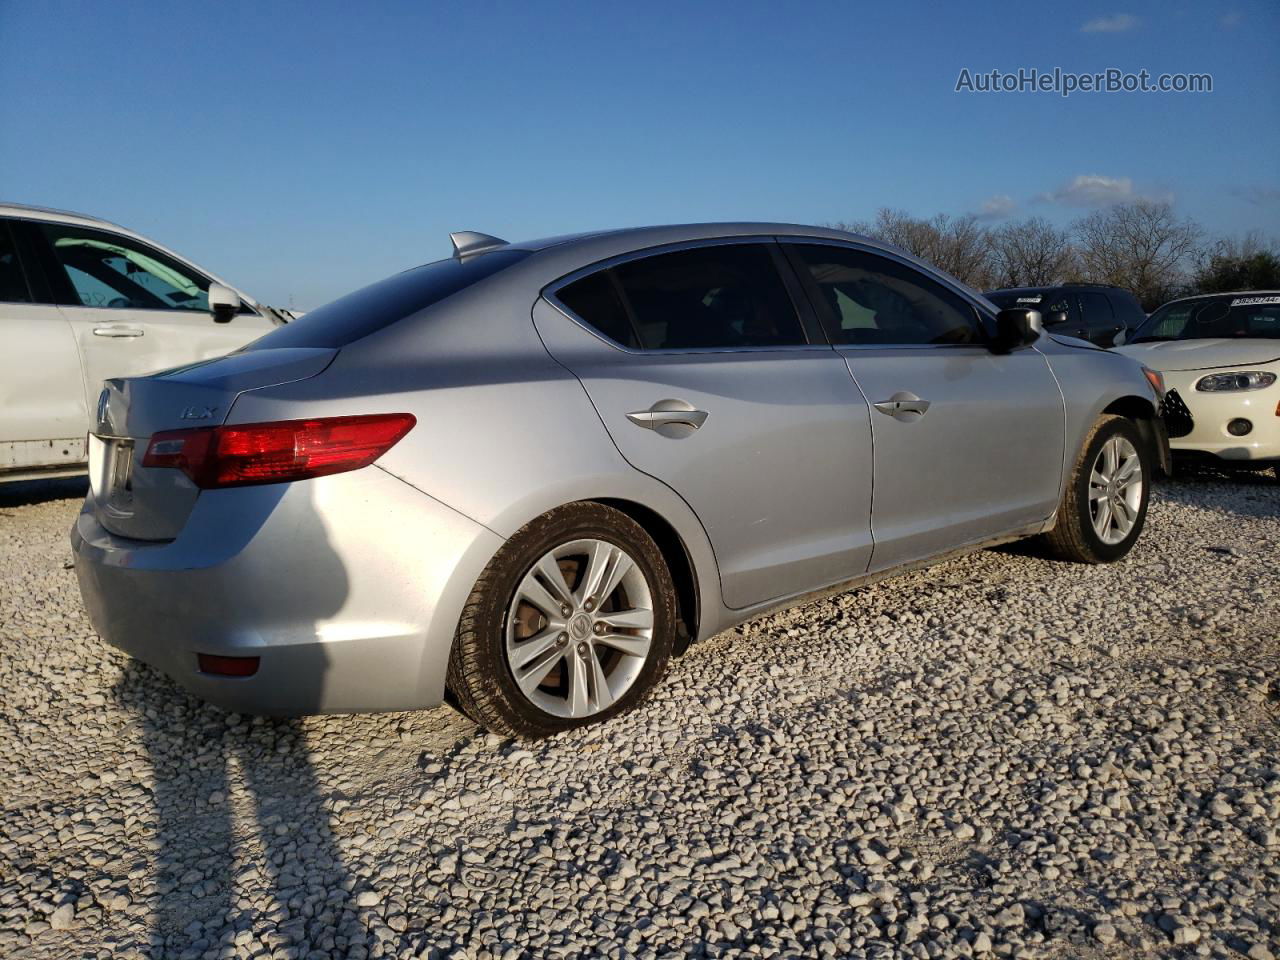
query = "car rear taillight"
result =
(143, 413, 416, 488)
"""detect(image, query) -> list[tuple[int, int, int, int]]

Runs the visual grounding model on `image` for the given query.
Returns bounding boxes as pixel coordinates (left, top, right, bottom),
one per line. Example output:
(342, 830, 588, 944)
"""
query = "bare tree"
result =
(986, 217, 1077, 288)
(834, 209, 994, 287)
(1072, 201, 1200, 309)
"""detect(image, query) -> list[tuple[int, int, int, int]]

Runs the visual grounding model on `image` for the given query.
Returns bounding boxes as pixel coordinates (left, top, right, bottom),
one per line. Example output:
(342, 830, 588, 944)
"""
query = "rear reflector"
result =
(197, 654, 260, 677)
(143, 413, 415, 488)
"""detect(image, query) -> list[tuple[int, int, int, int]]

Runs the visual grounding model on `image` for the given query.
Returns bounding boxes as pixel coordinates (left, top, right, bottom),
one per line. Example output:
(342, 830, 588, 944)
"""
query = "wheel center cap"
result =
(569, 614, 592, 640)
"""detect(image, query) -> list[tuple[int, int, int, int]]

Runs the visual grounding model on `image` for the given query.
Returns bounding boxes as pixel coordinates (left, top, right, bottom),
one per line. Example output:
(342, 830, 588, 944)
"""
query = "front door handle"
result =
(626, 399, 708, 433)
(92, 326, 145, 338)
(873, 392, 931, 420)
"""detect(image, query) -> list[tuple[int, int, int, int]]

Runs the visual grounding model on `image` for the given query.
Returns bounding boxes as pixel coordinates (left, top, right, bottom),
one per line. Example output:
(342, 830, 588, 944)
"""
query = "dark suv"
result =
(985, 284, 1147, 347)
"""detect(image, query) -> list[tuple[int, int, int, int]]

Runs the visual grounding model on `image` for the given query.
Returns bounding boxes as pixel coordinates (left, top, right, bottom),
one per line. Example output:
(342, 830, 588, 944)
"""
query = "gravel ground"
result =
(1, 469, 1277, 960)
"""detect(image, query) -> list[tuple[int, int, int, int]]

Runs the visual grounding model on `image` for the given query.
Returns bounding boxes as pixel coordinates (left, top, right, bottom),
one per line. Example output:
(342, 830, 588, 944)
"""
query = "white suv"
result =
(0, 203, 288, 482)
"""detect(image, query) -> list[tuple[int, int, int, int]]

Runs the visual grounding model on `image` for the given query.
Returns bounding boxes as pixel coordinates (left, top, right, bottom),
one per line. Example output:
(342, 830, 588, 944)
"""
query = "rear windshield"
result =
(1132, 294, 1280, 342)
(244, 249, 531, 350)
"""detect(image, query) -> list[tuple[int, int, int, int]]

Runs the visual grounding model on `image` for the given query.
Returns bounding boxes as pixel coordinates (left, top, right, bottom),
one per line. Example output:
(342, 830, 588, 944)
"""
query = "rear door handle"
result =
(93, 326, 145, 338)
(626, 399, 708, 432)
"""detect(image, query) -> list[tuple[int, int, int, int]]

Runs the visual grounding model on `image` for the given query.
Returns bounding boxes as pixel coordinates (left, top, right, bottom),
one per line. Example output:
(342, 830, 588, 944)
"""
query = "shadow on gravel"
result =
(108, 483, 361, 958)
(0, 476, 88, 508)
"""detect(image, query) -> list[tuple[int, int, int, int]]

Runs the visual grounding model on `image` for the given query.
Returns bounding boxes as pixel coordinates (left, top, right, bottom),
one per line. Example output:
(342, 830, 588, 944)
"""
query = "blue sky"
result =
(2, 0, 1277, 309)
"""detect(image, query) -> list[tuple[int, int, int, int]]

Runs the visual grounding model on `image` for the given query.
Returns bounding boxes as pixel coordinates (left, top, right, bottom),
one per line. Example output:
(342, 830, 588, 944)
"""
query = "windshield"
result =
(1132, 294, 1280, 342)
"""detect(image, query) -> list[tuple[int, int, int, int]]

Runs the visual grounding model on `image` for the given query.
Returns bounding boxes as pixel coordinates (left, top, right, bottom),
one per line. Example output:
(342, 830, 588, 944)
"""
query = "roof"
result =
(987, 283, 1126, 294)
(0, 201, 125, 231)
(506, 221, 868, 253)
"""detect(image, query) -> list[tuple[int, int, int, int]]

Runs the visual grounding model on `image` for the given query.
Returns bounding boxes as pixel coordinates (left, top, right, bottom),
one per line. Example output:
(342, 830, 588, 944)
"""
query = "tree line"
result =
(833, 201, 1280, 311)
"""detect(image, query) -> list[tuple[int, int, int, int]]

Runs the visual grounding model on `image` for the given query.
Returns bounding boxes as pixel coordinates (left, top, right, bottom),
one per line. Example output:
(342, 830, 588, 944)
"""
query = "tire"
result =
(446, 502, 677, 739)
(1040, 415, 1151, 564)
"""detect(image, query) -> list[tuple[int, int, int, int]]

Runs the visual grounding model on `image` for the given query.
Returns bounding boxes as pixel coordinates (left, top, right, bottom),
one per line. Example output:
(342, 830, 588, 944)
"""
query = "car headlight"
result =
(1196, 371, 1277, 392)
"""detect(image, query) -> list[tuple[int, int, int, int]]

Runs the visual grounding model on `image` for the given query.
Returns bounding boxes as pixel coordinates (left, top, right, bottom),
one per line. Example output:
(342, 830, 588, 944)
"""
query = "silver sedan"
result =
(72, 224, 1168, 737)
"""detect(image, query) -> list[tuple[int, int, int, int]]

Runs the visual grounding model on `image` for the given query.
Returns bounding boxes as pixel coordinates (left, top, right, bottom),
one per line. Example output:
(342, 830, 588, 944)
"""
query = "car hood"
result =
(1113, 338, 1280, 371)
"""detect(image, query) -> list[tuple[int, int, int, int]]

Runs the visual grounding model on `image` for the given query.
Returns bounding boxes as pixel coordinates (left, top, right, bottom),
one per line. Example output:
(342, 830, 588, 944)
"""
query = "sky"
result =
(2, 0, 1277, 309)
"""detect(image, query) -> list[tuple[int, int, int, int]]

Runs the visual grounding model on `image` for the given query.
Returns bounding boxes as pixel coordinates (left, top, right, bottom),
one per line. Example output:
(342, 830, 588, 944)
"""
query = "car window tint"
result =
(555, 270, 640, 348)
(0, 222, 32, 303)
(1078, 291, 1116, 331)
(610, 244, 805, 350)
(39, 223, 212, 311)
(793, 245, 979, 345)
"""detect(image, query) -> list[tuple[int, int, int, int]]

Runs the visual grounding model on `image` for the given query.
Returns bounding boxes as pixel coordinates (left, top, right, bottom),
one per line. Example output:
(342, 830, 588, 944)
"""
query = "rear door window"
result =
(556, 243, 807, 350)
(0, 221, 32, 303)
(1078, 291, 1117, 339)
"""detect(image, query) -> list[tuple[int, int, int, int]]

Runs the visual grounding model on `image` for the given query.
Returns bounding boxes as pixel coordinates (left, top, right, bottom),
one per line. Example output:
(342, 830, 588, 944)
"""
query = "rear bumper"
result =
(71, 466, 504, 715)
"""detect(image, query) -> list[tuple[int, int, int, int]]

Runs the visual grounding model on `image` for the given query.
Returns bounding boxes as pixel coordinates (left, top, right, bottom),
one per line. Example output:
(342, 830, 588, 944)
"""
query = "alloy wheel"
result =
(504, 538, 654, 719)
(1088, 435, 1143, 545)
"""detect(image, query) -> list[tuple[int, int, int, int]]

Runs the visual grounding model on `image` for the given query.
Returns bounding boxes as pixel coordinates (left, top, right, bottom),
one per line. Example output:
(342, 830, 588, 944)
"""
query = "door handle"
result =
(92, 326, 145, 338)
(626, 399, 708, 432)
(873, 393, 931, 420)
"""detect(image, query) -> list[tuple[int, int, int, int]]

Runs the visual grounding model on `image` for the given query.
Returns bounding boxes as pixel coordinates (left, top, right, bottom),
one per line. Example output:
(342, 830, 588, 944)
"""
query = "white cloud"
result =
(974, 194, 1017, 220)
(1081, 13, 1139, 33)
(1038, 175, 1138, 207)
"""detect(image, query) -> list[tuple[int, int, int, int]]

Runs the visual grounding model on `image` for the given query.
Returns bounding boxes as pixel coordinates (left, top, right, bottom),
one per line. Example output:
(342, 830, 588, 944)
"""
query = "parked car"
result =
(986, 283, 1147, 347)
(1115, 291, 1279, 477)
(0, 203, 289, 483)
(72, 223, 1168, 738)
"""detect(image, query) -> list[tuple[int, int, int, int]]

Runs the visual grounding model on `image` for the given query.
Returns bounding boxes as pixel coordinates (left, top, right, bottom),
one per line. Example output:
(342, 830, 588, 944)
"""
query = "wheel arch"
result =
(592, 497, 700, 654)
(1102, 394, 1170, 476)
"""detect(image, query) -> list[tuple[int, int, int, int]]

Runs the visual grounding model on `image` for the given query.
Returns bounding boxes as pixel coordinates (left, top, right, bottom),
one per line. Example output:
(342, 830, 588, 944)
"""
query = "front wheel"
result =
(446, 502, 677, 739)
(1041, 415, 1151, 563)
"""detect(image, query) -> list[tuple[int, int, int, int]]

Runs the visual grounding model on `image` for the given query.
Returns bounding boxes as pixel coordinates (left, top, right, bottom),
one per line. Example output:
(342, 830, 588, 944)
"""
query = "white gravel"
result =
(1, 469, 1277, 960)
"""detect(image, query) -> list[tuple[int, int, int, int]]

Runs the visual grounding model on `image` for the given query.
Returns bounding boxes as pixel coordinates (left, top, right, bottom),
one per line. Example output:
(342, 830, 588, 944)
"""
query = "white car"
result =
(0, 203, 287, 482)
(1115, 291, 1279, 477)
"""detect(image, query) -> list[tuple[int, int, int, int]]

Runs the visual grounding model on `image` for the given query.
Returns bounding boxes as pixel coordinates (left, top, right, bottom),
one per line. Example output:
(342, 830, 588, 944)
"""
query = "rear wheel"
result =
(1041, 415, 1150, 563)
(446, 502, 676, 739)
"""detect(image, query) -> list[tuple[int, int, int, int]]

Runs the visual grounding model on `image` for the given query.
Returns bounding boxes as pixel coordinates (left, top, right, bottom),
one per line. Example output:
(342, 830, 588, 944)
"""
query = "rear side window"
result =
(556, 243, 806, 350)
(556, 270, 640, 348)
(1078, 291, 1116, 333)
(0, 221, 32, 303)
(793, 245, 980, 345)
(248, 249, 532, 350)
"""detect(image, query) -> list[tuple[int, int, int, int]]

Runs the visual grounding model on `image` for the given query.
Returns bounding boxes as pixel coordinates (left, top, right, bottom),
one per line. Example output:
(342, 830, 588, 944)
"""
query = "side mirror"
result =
(208, 282, 241, 324)
(989, 308, 1042, 354)
(1044, 309, 1069, 325)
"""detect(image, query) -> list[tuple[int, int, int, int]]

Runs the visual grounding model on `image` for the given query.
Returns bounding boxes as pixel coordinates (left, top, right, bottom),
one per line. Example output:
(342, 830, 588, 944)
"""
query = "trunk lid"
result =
(90, 347, 336, 541)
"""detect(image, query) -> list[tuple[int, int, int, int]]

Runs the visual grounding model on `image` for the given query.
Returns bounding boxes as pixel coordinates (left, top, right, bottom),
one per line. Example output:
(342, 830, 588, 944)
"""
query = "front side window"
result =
(793, 245, 980, 346)
(39, 223, 212, 311)
(556, 243, 807, 350)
